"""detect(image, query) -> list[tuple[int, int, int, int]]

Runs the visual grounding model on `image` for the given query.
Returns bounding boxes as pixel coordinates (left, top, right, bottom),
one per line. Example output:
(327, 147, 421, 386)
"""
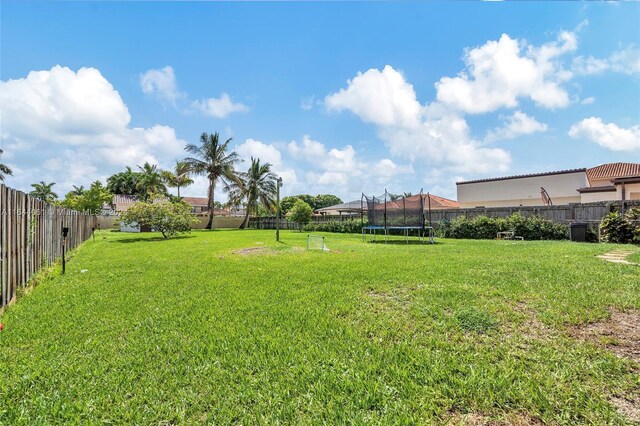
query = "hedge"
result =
(438, 213, 570, 240)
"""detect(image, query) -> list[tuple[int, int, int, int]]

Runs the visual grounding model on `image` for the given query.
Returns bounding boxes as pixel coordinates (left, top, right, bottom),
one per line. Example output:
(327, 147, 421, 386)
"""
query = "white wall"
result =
(457, 171, 588, 208)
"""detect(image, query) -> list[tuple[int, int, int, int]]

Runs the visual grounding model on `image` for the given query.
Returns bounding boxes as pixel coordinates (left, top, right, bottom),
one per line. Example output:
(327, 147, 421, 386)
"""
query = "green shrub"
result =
(600, 207, 640, 244)
(304, 219, 365, 234)
(441, 213, 568, 240)
(289, 200, 313, 231)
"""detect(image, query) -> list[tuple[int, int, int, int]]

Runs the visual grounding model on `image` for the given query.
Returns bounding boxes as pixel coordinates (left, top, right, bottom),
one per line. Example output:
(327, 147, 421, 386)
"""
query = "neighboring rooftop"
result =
(586, 163, 640, 182)
(316, 200, 363, 213)
(456, 168, 587, 185)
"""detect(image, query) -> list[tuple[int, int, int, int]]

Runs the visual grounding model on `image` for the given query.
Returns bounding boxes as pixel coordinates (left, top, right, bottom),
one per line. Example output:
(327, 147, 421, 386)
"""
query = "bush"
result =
(441, 213, 569, 240)
(289, 200, 313, 231)
(304, 219, 365, 234)
(600, 207, 640, 244)
(120, 200, 198, 238)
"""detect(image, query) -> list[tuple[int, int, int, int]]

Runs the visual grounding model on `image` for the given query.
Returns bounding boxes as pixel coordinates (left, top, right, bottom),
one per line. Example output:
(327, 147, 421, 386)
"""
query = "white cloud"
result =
(140, 66, 248, 118)
(435, 32, 575, 114)
(192, 93, 249, 118)
(300, 96, 316, 111)
(325, 65, 422, 128)
(0, 66, 187, 193)
(573, 45, 640, 76)
(569, 117, 640, 152)
(485, 111, 548, 142)
(140, 66, 183, 103)
(580, 97, 595, 105)
(325, 65, 512, 174)
(235, 138, 282, 167)
(287, 135, 326, 161)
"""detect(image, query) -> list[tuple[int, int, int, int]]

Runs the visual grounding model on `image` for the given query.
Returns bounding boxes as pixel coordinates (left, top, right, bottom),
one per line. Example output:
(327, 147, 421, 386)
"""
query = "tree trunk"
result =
(177, 185, 180, 198)
(206, 180, 214, 230)
(240, 207, 250, 229)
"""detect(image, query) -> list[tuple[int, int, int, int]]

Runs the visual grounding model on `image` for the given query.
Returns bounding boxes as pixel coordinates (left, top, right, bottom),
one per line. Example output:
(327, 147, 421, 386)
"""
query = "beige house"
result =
(456, 162, 640, 208)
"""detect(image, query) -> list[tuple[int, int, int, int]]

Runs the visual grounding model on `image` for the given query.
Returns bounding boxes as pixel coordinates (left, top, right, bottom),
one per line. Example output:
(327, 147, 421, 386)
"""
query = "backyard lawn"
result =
(1, 230, 639, 424)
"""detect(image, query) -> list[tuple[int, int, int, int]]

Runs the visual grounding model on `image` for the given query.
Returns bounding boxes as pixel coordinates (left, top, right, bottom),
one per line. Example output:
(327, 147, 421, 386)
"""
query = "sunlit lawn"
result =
(1, 230, 638, 424)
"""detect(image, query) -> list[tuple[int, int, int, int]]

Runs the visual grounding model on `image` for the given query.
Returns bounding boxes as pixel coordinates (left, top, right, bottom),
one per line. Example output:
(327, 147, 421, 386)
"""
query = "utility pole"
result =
(276, 177, 283, 242)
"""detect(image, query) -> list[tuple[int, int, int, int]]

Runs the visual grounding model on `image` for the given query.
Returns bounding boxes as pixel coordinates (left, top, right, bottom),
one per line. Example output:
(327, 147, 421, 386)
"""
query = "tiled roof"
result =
(181, 197, 209, 206)
(426, 194, 460, 209)
(586, 163, 640, 181)
(456, 168, 586, 185)
(396, 194, 460, 209)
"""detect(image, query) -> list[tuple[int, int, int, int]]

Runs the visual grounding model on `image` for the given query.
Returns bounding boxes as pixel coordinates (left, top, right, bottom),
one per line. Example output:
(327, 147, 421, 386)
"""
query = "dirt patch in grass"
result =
(233, 247, 275, 256)
(232, 246, 304, 256)
(609, 394, 640, 424)
(571, 309, 640, 364)
(444, 411, 542, 425)
(505, 302, 553, 340)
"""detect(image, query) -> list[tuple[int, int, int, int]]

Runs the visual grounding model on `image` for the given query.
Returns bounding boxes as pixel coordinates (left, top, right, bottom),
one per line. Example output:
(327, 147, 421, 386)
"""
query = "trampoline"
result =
(361, 190, 435, 244)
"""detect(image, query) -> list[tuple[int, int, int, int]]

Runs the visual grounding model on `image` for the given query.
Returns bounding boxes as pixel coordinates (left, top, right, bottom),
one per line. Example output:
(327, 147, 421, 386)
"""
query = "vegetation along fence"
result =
(249, 201, 640, 230)
(0, 184, 96, 308)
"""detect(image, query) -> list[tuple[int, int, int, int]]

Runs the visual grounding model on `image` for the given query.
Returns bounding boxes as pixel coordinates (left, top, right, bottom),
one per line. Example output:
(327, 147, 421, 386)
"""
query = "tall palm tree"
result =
(162, 160, 194, 198)
(30, 181, 58, 203)
(235, 158, 278, 229)
(0, 149, 13, 182)
(184, 132, 241, 229)
(137, 162, 167, 201)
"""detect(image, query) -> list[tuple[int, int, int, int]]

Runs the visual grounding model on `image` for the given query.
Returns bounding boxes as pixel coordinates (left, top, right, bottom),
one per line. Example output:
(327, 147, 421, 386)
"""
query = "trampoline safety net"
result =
(362, 190, 426, 228)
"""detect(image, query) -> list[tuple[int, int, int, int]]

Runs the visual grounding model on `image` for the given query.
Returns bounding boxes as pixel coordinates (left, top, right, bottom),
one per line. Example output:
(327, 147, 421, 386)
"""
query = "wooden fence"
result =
(0, 184, 96, 308)
(249, 201, 640, 230)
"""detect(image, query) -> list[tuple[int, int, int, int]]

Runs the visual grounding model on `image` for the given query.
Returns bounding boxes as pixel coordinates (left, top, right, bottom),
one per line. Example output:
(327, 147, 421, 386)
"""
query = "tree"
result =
(70, 185, 85, 196)
(289, 199, 313, 231)
(234, 157, 278, 229)
(184, 132, 241, 229)
(314, 194, 343, 209)
(119, 199, 197, 239)
(30, 181, 58, 203)
(280, 196, 302, 216)
(137, 162, 167, 200)
(0, 149, 13, 182)
(162, 160, 194, 198)
(107, 167, 141, 195)
(60, 181, 112, 214)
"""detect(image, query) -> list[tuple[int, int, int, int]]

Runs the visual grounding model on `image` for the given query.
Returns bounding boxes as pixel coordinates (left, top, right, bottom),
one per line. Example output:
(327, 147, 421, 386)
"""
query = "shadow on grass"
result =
(111, 235, 196, 244)
(366, 240, 442, 245)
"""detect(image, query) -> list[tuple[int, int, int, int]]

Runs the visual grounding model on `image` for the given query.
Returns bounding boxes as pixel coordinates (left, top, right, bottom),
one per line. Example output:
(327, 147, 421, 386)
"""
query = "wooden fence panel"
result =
(0, 184, 97, 309)
(250, 200, 640, 230)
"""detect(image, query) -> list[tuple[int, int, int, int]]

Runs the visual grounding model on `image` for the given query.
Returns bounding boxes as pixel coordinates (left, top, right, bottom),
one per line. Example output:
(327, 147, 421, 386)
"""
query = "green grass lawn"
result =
(1, 230, 639, 424)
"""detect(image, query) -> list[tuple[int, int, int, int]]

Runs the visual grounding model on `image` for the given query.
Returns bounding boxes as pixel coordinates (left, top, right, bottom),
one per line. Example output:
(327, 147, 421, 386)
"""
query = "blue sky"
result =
(1, 1, 639, 202)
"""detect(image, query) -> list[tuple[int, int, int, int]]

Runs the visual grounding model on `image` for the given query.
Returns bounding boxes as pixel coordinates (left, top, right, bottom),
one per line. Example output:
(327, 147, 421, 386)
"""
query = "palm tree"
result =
(30, 181, 58, 203)
(137, 162, 167, 201)
(162, 161, 194, 198)
(0, 149, 13, 182)
(107, 167, 140, 195)
(184, 132, 241, 229)
(70, 185, 85, 196)
(234, 158, 278, 229)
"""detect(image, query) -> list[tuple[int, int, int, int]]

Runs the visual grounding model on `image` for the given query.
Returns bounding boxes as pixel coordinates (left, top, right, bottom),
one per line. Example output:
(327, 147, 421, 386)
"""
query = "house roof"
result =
(586, 163, 640, 182)
(316, 200, 363, 213)
(402, 194, 460, 209)
(456, 168, 587, 185)
(181, 197, 209, 206)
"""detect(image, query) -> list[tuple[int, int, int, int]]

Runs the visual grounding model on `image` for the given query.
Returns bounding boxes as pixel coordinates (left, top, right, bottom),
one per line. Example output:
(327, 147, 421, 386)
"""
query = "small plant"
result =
(600, 207, 640, 245)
